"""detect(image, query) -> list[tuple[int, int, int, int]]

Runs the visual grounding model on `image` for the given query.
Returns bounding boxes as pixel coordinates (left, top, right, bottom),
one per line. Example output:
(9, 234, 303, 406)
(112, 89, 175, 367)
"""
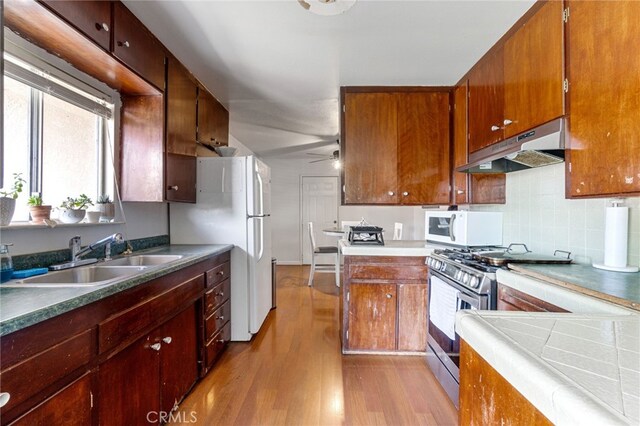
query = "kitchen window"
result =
(2, 51, 115, 223)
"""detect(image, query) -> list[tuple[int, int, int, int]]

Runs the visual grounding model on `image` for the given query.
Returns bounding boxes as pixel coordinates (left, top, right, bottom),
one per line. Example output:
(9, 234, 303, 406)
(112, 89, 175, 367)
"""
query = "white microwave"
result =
(425, 211, 503, 247)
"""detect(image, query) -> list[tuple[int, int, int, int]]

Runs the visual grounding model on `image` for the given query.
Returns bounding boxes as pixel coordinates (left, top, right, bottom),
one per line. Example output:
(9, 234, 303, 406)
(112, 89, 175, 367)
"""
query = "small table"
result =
(322, 228, 345, 238)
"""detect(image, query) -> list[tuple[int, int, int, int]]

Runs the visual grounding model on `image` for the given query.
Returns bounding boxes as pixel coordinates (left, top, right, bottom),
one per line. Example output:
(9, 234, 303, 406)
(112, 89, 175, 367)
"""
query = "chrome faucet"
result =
(51, 233, 124, 271)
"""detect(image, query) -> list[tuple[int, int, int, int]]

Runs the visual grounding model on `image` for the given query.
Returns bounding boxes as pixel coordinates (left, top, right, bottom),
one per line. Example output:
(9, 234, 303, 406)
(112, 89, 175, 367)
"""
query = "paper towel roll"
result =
(603, 205, 628, 268)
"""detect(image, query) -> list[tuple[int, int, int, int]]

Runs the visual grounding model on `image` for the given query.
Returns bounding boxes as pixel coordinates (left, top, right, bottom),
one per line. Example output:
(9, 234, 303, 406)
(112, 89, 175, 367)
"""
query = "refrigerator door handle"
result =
(257, 217, 264, 262)
(256, 172, 264, 216)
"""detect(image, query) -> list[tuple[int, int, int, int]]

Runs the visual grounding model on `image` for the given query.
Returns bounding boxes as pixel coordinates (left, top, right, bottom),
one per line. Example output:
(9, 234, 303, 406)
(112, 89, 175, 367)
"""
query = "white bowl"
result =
(214, 146, 237, 157)
(59, 209, 86, 224)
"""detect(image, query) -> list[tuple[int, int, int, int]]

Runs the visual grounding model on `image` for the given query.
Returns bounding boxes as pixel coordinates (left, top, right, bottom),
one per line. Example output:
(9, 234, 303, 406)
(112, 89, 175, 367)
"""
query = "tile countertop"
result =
(508, 263, 640, 311)
(339, 240, 437, 257)
(0, 244, 233, 337)
(457, 311, 640, 425)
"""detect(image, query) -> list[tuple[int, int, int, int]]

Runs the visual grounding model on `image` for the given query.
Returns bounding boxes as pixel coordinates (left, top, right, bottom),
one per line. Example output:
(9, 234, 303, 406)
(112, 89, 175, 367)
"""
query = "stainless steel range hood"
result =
(457, 118, 565, 174)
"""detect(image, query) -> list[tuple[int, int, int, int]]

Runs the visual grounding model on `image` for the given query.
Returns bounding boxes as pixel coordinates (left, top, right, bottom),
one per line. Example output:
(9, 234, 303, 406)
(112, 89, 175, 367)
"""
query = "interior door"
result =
(301, 176, 339, 264)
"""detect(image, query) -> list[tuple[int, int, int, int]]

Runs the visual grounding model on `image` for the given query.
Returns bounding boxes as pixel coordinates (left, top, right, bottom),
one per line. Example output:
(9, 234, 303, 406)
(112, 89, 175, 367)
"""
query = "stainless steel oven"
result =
(425, 250, 497, 408)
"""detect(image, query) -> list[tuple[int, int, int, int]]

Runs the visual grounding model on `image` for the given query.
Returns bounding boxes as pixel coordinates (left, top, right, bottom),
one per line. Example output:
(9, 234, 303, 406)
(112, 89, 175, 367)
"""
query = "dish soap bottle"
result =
(0, 243, 14, 283)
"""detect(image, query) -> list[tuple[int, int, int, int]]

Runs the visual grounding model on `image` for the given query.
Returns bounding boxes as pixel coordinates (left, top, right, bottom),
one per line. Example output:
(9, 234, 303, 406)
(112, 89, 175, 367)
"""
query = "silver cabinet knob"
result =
(150, 343, 161, 351)
(217, 270, 224, 276)
(388, 191, 395, 196)
(118, 40, 130, 48)
(402, 191, 409, 196)
(217, 339, 225, 344)
(503, 119, 513, 126)
(97, 22, 109, 32)
(456, 189, 465, 195)
(490, 125, 501, 131)
(215, 316, 225, 321)
(168, 185, 179, 191)
(162, 337, 172, 344)
(386, 293, 392, 299)
(0, 392, 10, 408)
(217, 292, 224, 297)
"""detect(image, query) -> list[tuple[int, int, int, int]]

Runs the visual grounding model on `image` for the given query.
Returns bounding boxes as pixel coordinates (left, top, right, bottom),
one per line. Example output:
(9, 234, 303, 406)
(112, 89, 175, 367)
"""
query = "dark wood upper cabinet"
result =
(198, 88, 230, 147)
(452, 83, 470, 205)
(565, 0, 640, 197)
(468, 46, 505, 153)
(397, 92, 451, 205)
(167, 56, 198, 157)
(503, 0, 564, 138)
(342, 89, 451, 206)
(343, 92, 398, 205)
(166, 154, 197, 203)
(112, 1, 165, 90)
(40, 0, 112, 52)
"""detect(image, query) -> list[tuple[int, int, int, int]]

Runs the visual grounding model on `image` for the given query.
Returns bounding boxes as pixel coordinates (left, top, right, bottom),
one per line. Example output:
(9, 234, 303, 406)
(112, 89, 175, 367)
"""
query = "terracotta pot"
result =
(29, 205, 52, 224)
(0, 197, 16, 226)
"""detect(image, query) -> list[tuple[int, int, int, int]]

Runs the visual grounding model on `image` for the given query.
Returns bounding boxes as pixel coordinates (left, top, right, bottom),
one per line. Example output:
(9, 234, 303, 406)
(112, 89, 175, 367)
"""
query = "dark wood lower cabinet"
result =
(497, 283, 568, 312)
(342, 256, 428, 353)
(460, 340, 552, 425)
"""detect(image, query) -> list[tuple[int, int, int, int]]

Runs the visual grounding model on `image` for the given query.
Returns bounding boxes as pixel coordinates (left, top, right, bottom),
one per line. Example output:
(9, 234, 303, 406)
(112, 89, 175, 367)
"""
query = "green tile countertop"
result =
(508, 263, 640, 311)
(0, 244, 233, 336)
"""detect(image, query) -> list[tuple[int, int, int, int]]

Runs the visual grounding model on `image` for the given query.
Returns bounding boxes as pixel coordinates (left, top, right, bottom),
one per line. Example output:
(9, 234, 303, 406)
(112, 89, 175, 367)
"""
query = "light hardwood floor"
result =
(172, 265, 457, 426)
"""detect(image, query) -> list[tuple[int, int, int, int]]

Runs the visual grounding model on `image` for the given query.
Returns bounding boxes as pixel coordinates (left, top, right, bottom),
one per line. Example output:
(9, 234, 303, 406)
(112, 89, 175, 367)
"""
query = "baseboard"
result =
(276, 260, 303, 265)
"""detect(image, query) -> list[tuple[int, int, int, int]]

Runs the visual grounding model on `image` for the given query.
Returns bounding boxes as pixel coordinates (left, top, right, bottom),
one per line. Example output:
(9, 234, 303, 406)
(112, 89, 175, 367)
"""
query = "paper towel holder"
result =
(593, 199, 639, 273)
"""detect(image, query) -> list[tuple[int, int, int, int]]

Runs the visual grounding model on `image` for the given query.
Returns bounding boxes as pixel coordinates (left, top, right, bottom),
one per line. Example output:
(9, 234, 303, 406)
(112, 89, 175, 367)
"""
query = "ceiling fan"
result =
(308, 149, 339, 164)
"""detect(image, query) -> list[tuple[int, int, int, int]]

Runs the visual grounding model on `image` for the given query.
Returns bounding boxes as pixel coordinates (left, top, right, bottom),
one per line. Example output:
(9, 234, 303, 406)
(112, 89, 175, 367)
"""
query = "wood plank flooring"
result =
(171, 266, 457, 426)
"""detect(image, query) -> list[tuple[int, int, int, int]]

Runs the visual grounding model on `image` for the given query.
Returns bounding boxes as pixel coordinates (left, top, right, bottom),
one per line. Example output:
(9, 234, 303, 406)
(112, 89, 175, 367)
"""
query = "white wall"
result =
(472, 163, 640, 266)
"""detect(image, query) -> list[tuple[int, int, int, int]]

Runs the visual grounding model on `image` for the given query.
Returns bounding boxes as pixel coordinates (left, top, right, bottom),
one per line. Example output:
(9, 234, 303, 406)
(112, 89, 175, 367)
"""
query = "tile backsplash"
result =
(473, 163, 640, 266)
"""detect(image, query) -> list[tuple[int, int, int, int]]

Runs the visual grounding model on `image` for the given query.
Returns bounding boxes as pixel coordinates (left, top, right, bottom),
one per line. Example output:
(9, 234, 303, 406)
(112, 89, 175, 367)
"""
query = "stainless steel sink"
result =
(102, 254, 183, 267)
(4, 266, 147, 288)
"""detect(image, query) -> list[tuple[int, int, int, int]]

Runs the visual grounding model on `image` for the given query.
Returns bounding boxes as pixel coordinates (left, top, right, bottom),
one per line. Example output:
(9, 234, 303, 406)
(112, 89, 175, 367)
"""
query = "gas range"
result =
(427, 247, 501, 295)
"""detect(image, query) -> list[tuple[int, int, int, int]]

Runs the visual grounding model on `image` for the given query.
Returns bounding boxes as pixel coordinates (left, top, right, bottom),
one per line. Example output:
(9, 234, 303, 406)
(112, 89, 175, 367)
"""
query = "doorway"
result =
(301, 176, 339, 264)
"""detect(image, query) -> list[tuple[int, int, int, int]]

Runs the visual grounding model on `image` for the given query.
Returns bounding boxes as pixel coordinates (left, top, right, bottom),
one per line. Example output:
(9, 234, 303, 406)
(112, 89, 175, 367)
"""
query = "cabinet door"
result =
(167, 57, 197, 156)
(98, 335, 160, 425)
(112, 2, 165, 90)
(40, 0, 111, 51)
(166, 154, 197, 203)
(397, 284, 428, 351)
(397, 92, 450, 205)
(197, 89, 229, 147)
(158, 305, 199, 415)
(347, 283, 397, 350)
(468, 47, 505, 152)
(343, 92, 398, 204)
(566, 0, 640, 197)
(497, 284, 568, 312)
(503, 0, 564, 137)
(452, 84, 469, 205)
(10, 373, 92, 426)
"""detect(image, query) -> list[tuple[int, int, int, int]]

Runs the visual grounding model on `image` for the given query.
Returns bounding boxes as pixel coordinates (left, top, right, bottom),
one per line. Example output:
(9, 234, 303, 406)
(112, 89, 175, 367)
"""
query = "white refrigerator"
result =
(170, 156, 272, 341)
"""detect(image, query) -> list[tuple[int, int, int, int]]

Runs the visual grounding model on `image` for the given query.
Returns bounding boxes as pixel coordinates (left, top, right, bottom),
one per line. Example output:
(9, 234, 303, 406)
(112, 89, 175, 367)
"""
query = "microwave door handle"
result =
(449, 214, 456, 242)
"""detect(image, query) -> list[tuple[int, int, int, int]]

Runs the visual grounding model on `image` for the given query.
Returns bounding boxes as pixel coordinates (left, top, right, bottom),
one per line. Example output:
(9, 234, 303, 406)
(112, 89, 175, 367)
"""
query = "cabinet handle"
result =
(217, 338, 225, 344)
(402, 191, 409, 196)
(215, 315, 225, 321)
(96, 22, 109, 32)
(217, 270, 224, 276)
(490, 125, 501, 131)
(168, 185, 179, 191)
(150, 343, 162, 351)
(0, 392, 10, 408)
(456, 189, 465, 195)
(386, 293, 393, 299)
(217, 292, 224, 297)
(162, 337, 172, 344)
(503, 119, 513, 126)
(388, 191, 395, 196)
(117, 40, 130, 48)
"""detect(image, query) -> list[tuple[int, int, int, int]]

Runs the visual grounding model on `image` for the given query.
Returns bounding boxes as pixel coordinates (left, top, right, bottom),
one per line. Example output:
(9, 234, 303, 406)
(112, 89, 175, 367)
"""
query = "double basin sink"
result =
(7, 255, 183, 288)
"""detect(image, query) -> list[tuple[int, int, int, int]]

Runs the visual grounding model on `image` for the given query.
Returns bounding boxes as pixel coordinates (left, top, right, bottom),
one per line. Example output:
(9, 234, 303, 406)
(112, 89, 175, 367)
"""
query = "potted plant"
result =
(96, 194, 116, 223)
(0, 173, 26, 226)
(27, 194, 52, 224)
(59, 194, 93, 224)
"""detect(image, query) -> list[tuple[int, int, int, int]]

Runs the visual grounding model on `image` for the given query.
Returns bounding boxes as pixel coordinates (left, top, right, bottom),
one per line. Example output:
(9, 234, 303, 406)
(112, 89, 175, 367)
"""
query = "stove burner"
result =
(432, 247, 503, 273)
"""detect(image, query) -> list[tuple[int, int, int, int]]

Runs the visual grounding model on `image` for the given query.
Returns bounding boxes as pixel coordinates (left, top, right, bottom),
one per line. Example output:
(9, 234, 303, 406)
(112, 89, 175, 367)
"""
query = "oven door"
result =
(426, 269, 488, 407)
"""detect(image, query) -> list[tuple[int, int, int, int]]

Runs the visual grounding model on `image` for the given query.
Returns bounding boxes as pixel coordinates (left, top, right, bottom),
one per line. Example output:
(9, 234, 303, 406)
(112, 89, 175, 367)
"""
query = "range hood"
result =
(457, 118, 565, 174)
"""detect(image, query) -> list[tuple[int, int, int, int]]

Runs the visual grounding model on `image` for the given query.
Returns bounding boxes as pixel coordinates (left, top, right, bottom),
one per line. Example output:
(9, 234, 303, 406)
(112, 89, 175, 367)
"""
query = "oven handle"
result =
(449, 214, 456, 242)
(457, 291, 480, 310)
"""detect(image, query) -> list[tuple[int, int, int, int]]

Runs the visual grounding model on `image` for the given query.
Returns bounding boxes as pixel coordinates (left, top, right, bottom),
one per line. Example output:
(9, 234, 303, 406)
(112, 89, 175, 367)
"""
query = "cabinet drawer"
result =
(99, 274, 204, 354)
(206, 262, 230, 288)
(205, 300, 230, 339)
(205, 278, 230, 314)
(204, 322, 230, 369)
(0, 329, 92, 416)
(349, 264, 427, 281)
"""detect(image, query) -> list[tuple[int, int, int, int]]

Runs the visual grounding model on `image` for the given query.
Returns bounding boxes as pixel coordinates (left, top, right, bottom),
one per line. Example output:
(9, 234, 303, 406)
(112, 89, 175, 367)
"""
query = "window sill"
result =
(1, 221, 125, 230)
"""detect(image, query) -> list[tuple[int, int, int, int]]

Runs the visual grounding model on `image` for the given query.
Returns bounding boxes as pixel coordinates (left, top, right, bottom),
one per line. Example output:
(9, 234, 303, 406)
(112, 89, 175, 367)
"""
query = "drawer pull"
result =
(503, 119, 513, 126)
(491, 125, 501, 131)
(96, 22, 109, 32)
(150, 343, 161, 351)
(456, 189, 465, 195)
(162, 337, 172, 344)
(0, 392, 10, 408)
(215, 316, 225, 321)
(168, 185, 179, 191)
(118, 40, 130, 48)
(217, 271, 224, 276)
(216, 339, 225, 344)
(217, 292, 224, 297)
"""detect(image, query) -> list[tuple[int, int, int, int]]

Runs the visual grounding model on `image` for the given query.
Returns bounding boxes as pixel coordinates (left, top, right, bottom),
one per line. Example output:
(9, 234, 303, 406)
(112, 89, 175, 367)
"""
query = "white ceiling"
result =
(123, 0, 535, 157)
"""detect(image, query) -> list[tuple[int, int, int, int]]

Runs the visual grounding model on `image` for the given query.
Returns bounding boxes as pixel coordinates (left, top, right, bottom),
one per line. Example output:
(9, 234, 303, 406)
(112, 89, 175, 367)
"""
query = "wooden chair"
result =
(308, 222, 340, 287)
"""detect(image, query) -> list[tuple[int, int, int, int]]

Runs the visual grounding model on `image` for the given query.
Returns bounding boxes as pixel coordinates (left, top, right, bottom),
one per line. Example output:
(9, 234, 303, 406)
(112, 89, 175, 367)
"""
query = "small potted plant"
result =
(27, 194, 52, 224)
(96, 194, 116, 223)
(59, 194, 93, 224)
(0, 173, 26, 226)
